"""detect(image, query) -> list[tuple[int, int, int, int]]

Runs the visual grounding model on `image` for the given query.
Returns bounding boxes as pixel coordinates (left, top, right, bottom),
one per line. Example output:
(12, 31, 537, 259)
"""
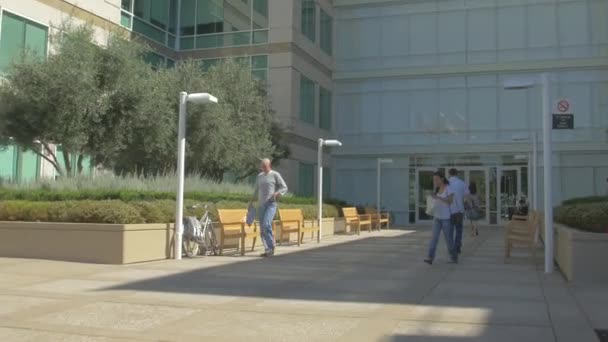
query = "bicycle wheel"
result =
(205, 223, 219, 256)
(183, 237, 200, 258)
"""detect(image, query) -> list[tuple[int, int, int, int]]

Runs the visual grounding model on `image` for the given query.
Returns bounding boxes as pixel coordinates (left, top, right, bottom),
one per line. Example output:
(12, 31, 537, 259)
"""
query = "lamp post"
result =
(377, 158, 393, 228)
(504, 73, 553, 273)
(175, 92, 218, 260)
(317, 139, 342, 242)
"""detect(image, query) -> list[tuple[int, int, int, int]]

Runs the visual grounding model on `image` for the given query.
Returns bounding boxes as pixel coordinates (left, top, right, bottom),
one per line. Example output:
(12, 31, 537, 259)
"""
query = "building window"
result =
(319, 87, 332, 130)
(199, 55, 268, 82)
(298, 162, 314, 197)
(320, 9, 332, 55)
(0, 11, 48, 72)
(121, 0, 178, 49)
(251, 55, 268, 82)
(179, 0, 269, 50)
(323, 167, 331, 198)
(301, 0, 316, 42)
(144, 51, 166, 69)
(300, 75, 315, 124)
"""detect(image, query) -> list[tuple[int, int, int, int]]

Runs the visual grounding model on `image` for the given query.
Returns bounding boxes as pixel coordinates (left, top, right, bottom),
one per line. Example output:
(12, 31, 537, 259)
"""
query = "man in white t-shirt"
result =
(448, 168, 468, 254)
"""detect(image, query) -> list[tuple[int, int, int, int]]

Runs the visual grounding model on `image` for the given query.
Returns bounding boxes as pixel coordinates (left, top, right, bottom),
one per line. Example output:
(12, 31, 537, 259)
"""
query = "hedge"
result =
(554, 202, 608, 233)
(562, 196, 608, 206)
(0, 188, 349, 207)
(0, 200, 341, 224)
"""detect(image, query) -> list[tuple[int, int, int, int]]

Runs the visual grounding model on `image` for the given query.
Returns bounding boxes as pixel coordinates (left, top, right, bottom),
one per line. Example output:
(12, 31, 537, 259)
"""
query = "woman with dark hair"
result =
(424, 171, 458, 265)
(465, 182, 481, 236)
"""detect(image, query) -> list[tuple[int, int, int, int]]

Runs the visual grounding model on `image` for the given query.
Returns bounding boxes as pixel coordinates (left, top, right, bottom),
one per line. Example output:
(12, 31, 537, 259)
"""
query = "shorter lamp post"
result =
(317, 139, 342, 241)
(175, 92, 218, 260)
(503, 73, 552, 273)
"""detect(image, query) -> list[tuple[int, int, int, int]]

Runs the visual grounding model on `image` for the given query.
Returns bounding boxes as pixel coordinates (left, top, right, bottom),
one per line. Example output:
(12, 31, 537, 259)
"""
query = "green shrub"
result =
(0, 188, 332, 205)
(562, 196, 608, 206)
(555, 202, 608, 233)
(0, 200, 341, 224)
(0, 201, 144, 224)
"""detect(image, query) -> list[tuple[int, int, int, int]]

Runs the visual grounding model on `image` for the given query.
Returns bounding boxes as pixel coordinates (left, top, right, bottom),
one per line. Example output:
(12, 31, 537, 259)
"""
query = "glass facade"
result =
(0, 11, 48, 72)
(323, 167, 331, 198)
(301, 0, 316, 42)
(320, 9, 332, 55)
(121, 0, 178, 49)
(299, 75, 315, 124)
(179, 0, 269, 50)
(298, 162, 314, 196)
(319, 86, 332, 130)
(199, 55, 268, 82)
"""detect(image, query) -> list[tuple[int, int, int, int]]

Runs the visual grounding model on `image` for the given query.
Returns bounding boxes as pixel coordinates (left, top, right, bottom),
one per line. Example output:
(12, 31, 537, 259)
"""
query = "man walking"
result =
(251, 158, 288, 257)
(448, 168, 467, 254)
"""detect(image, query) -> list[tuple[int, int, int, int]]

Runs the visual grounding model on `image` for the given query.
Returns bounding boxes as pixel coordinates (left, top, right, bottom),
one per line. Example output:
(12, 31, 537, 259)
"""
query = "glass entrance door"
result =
(416, 169, 436, 222)
(498, 167, 521, 222)
(465, 169, 489, 223)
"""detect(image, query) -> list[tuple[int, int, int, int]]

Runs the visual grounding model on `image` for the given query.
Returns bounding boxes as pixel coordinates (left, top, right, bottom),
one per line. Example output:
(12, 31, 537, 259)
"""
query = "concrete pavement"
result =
(0, 227, 604, 341)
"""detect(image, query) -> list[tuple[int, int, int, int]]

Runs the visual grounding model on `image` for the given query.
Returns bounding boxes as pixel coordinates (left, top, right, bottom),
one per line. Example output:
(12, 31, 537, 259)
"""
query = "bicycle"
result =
(182, 204, 219, 257)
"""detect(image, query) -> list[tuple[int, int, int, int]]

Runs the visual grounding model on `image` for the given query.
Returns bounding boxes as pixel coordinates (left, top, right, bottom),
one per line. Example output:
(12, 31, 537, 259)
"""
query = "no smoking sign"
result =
(557, 99, 570, 113)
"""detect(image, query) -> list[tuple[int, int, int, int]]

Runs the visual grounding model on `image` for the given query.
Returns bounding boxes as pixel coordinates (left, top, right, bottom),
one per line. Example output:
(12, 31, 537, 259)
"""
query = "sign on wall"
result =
(552, 99, 574, 129)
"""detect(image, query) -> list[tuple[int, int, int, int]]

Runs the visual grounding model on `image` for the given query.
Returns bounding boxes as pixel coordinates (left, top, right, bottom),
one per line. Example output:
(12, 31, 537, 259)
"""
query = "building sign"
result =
(552, 114, 574, 129)
(552, 99, 574, 129)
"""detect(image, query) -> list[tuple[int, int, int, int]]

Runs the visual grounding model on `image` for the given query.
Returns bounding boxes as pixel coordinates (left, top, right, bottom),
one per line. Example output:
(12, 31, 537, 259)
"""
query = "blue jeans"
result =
(451, 214, 464, 252)
(427, 218, 457, 261)
(258, 201, 277, 252)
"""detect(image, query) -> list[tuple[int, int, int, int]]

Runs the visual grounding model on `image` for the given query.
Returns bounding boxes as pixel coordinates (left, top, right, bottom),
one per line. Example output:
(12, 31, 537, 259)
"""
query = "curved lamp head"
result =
(187, 93, 218, 104)
(378, 158, 393, 164)
(322, 139, 342, 147)
(503, 77, 539, 90)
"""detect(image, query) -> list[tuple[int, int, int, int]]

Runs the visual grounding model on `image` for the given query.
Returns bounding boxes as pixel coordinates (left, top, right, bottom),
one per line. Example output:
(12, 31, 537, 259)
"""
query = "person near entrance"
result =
(465, 182, 481, 237)
(251, 158, 288, 257)
(448, 168, 467, 254)
(424, 171, 458, 265)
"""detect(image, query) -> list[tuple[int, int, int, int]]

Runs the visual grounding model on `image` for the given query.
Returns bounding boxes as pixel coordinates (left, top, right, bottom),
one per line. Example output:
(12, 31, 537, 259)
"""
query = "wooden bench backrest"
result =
(343, 207, 359, 223)
(217, 209, 247, 231)
(279, 209, 303, 227)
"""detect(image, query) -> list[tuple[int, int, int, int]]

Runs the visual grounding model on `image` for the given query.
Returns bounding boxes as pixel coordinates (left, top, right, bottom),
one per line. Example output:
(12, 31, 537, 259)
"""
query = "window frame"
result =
(299, 74, 316, 124)
(0, 9, 50, 72)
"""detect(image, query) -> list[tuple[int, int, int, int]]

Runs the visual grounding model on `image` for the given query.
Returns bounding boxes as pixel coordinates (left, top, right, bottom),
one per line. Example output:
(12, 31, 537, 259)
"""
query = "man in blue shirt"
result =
(448, 168, 468, 254)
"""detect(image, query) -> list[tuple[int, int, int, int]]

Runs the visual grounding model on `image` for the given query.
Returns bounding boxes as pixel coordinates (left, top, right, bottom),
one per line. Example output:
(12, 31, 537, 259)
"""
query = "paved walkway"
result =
(0, 227, 605, 341)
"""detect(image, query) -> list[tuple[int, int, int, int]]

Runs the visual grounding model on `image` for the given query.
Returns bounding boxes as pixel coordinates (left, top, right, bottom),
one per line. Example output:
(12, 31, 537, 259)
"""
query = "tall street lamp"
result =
(377, 158, 393, 228)
(317, 139, 342, 242)
(175, 92, 218, 260)
(503, 73, 553, 273)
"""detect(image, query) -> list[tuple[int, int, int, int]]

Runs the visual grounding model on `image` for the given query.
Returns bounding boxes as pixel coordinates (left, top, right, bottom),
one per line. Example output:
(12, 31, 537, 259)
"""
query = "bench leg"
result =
(219, 232, 224, 256)
(298, 230, 302, 246)
(240, 235, 245, 256)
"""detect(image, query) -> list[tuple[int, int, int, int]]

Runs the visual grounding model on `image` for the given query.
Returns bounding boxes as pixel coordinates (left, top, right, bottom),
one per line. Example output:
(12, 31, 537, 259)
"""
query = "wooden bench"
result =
(217, 209, 259, 256)
(365, 207, 390, 230)
(342, 207, 372, 235)
(278, 209, 320, 245)
(504, 210, 540, 261)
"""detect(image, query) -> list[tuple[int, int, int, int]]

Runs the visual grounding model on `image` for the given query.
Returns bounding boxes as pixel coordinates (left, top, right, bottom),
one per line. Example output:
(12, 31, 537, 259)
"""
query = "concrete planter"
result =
(554, 223, 608, 284)
(0, 221, 174, 264)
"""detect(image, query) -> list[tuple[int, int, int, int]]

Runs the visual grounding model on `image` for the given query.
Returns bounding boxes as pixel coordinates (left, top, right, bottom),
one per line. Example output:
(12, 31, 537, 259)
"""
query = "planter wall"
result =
(0, 222, 174, 264)
(0, 218, 349, 263)
(554, 223, 608, 284)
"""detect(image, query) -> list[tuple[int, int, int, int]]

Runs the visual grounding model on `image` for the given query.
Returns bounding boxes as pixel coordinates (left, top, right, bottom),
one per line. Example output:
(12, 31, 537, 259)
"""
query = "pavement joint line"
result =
(0, 321, 167, 342)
